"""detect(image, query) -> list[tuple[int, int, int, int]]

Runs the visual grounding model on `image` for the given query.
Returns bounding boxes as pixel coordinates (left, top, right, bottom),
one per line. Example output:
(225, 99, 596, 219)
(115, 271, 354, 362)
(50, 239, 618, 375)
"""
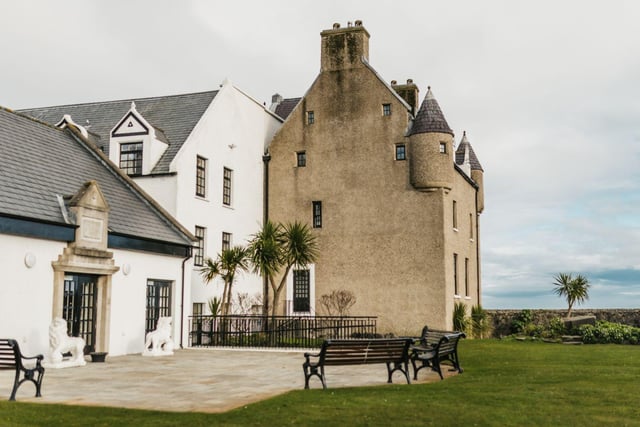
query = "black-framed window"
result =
(293, 269, 311, 312)
(395, 144, 406, 161)
(312, 201, 322, 228)
(297, 151, 306, 167)
(120, 142, 143, 175)
(453, 253, 459, 295)
(196, 156, 207, 197)
(465, 258, 470, 297)
(194, 226, 205, 266)
(439, 142, 447, 154)
(382, 103, 391, 116)
(223, 167, 232, 206)
(145, 279, 171, 335)
(307, 111, 315, 125)
(193, 302, 204, 316)
(222, 232, 231, 251)
(469, 214, 474, 239)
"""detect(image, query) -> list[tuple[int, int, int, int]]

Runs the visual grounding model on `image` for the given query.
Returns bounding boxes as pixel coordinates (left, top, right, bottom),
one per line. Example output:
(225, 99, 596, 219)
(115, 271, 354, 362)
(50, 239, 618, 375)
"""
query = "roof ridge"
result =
(18, 89, 220, 111)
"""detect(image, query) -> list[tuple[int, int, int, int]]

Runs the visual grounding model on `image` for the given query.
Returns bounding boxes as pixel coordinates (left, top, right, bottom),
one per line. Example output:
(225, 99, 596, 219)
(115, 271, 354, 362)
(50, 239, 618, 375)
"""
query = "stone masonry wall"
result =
(486, 309, 640, 337)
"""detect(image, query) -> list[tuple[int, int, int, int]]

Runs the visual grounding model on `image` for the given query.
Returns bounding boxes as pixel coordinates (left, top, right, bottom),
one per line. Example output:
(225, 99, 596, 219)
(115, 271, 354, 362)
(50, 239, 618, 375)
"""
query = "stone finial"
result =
(131, 101, 136, 110)
(407, 78, 413, 84)
(355, 20, 363, 26)
(333, 22, 340, 29)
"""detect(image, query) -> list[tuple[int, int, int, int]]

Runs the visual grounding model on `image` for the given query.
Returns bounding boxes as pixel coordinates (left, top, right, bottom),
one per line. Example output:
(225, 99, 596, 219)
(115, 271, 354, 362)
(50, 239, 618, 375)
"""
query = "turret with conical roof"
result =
(408, 87, 454, 191)
(455, 131, 484, 213)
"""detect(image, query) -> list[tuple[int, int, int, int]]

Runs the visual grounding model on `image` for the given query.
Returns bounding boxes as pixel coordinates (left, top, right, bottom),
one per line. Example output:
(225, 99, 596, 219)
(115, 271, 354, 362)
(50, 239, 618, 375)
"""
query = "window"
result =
(222, 232, 231, 251)
(196, 156, 207, 197)
(119, 142, 142, 175)
(194, 226, 206, 266)
(439, 142, 447, 154)
(293, 270, 311, 312)
(145, 280, 171, 335)
(297, 151, 306, 167)
(382, 103, 391, 116)
(453, 254, 459, 295)
(223, 167, 232, 206)
(465, 258, 470, 297)
(312, 201, 322, 228)
(193, 302, 204, 317)
(395, 144, 406, 161)
(469, 214, 474, 240)
(307, 111, 315, 125)
(453, 200, 458, 230)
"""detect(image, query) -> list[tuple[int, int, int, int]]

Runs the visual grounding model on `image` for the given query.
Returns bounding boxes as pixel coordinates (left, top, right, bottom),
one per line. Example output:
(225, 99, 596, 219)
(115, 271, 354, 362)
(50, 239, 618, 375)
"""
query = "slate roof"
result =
(407, 87, 454, 137)
(0, 107, 194, 246)
(18, 90, 218, 174)
(455, 132, 484, 171)
(274, 97, 301, 120)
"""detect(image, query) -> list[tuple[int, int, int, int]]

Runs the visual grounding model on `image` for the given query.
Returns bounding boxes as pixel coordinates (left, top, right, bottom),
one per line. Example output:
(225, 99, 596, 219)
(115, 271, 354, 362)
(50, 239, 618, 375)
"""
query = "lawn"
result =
(2, 340, 639, 426)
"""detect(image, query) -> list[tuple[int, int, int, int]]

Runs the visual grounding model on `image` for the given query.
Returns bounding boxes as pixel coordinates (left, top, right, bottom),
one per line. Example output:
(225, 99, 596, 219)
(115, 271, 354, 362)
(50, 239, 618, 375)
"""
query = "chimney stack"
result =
(391, 79, 420, 115)
(320, 20, 369, 72)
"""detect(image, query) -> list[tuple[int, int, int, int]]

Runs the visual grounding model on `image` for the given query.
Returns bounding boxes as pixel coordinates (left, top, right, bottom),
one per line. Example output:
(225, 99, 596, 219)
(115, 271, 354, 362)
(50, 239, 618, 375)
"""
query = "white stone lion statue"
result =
(143, 316, 174, 356)
(46, 317, 86, 368)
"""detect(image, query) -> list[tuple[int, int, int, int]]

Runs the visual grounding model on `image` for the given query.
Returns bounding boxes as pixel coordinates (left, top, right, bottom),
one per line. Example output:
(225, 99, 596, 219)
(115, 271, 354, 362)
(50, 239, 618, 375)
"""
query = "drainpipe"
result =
(180, 246, 193, 349)
(475, 191, 481, 306)
(262, 150, 271, 318)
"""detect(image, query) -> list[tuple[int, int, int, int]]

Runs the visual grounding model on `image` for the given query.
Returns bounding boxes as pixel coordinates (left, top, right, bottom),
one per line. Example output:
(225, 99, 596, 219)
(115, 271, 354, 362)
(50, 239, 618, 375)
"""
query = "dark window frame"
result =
(453, 200, 458, 230)
(382, 103, 392, 116)
(307, 111, 315, 125)
(293, 269, 311, 312)
(297, 151, 306, 167)
(119, 142, 143, 175)
(464, 257, 470, 297)
(439, 142, 447, 154)
(194, 226, 205, 266)
(222, 232, 231, 251)
(223, 167, 232, 206)
(395, 144, 406, 161)
(196, 156, 207, 197)
(145, 279, 172, 335)
(312, 201, 322, 228)
(454, 253, 459, 296)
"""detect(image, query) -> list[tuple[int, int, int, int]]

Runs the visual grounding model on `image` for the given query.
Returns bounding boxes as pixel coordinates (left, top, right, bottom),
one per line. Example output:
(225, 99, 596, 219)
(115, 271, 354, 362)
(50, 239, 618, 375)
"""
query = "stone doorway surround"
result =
(51, 181, 119, 354)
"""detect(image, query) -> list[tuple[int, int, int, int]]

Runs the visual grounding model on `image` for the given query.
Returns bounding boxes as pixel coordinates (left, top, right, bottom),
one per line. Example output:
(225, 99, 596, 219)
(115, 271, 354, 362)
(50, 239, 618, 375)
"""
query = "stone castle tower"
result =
(267, 21, 484, 333)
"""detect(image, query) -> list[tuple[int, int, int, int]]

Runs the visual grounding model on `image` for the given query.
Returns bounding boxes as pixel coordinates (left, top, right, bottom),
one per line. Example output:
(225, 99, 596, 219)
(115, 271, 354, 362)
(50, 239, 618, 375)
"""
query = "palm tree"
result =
(247, 220, 319, 318)
(247, 220, 284, 317)
(200, 246, 250, 316)
(553, 273, 591, 318)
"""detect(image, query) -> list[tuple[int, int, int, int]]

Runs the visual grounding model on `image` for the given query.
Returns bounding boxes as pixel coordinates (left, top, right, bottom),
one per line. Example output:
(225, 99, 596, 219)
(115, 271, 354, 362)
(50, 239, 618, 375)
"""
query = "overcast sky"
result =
(2, 1, 639, 309)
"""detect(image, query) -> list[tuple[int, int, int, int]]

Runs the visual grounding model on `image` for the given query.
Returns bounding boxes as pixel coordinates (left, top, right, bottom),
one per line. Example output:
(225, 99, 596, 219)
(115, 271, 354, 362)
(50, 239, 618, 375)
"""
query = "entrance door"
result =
(145, 280, 172, 335)
(62, 274, 98, 354)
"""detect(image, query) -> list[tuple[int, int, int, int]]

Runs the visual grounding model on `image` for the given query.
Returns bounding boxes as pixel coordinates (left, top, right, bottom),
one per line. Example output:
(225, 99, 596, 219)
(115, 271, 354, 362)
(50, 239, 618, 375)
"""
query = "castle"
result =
(267, 21, 484, 332)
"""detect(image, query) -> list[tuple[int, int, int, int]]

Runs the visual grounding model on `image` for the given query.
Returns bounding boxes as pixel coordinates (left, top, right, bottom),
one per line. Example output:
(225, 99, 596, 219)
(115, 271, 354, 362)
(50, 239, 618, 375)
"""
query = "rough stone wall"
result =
(487, 309, 640, 337)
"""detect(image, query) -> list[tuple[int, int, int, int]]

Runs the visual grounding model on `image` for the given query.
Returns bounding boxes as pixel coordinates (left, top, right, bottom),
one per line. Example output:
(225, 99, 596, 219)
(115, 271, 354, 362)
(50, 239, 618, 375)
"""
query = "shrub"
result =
(471, 304, 491, 338)
(579, 321, 640, 344)
(453, 302, 469, 333)
(511, 309, 534, 334)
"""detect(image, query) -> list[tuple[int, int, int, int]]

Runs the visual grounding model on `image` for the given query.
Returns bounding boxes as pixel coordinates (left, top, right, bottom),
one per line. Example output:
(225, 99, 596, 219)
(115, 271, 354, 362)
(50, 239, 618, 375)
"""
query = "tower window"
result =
(439, 142, 447, 154)
(297, 151, 306, 167)
(307, 111, 315, 125)
(120, 142, 143, 175)
(395, 144, 406, 161)
(312, 201, 322, 228)
(382, 104, 391, 116)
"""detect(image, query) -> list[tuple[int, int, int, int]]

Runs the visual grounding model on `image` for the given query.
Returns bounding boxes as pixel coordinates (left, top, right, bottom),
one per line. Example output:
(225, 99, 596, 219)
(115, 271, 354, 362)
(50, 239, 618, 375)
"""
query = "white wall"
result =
(0, 234, 60, 355)
(170, 81, 282, 314)
(134, 174, 178, 216)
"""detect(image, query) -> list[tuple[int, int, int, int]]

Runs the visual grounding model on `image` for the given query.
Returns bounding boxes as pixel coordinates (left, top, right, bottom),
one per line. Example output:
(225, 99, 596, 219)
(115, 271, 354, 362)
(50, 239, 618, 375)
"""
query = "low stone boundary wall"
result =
(486, 309, 640, 338)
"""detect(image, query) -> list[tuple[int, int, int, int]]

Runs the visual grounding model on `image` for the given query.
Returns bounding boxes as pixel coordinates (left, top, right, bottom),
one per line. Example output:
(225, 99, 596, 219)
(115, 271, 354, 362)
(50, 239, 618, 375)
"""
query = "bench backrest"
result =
(320, 338, 412, 366)
(0, 339, 19, 370)
(434, 333, 464, 356)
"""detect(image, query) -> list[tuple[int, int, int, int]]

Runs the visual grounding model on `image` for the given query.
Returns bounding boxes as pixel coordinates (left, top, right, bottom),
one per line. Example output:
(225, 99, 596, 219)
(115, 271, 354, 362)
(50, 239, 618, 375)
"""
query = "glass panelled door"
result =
(63, 274, 98, 354)
(146, 280, 172, 335)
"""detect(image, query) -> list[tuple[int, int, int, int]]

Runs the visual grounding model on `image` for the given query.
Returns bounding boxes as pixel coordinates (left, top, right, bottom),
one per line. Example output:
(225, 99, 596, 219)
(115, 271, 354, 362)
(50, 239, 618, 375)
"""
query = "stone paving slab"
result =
(0, 348, 450, 413)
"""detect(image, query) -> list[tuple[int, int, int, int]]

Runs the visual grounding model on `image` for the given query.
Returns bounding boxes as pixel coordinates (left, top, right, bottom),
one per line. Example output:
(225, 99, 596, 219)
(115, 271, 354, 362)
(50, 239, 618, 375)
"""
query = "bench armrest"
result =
(303, 351, 321, 363)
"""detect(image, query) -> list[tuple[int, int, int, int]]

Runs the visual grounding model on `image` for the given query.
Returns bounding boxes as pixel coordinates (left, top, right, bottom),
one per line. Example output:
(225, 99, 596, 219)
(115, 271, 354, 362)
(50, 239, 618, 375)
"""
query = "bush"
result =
(579, 321, 640, 344)
(453, 302, 469, 333)
(510, 309, 534, 334)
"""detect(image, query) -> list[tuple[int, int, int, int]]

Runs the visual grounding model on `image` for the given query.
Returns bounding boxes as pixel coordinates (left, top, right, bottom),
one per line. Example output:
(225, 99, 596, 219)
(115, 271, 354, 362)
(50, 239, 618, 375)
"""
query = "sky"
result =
(1, 0, 639, 309)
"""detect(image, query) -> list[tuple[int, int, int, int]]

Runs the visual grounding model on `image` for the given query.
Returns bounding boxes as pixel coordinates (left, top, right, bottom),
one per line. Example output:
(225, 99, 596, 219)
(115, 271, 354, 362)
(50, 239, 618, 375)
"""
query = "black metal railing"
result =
(188, 315, 378, 349)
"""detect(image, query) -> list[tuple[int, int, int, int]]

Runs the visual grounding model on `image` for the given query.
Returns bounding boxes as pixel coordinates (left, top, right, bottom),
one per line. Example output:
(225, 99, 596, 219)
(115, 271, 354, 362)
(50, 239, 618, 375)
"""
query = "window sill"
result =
(464, 296, 471, 300)
(454, 294, 461, 299)
(469, 238, 475, 243)
(222, 204, 234, 210)
(195, 195, 209, 202)
(453, 228, 459, 233)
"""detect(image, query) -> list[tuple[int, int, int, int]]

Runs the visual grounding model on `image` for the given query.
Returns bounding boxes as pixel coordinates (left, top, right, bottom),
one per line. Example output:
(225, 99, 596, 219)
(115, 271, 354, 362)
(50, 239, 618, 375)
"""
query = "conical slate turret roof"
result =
(407, 87, 454, 136)
(455, 131, 484, 171)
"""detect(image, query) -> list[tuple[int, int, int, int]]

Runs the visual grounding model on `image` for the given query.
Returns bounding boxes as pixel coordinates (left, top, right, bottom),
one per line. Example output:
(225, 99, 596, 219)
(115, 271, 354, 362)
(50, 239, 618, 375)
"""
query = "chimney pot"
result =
(355, 20, 363, 26)
(333, 22, 340, 29)
(391, 80, 397, 85)
(407, 78, 413, 84)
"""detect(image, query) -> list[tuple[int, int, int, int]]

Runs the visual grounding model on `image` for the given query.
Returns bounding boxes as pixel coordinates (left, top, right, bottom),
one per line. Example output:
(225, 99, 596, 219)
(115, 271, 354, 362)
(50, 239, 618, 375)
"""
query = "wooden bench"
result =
(410, 326, 465, 380)
(0, 338, 45, 401)
(302, 338, 413, 389)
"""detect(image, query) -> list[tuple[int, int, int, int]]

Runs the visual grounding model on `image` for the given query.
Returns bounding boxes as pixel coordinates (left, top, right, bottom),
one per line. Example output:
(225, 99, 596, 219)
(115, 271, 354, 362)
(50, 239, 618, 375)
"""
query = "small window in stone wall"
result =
(382, 104, 391, 116)
(395, 144, 406, 161)
(307, 111, 315, 125)
(297, 151, 306, 167)
(439, 142, 447, 154)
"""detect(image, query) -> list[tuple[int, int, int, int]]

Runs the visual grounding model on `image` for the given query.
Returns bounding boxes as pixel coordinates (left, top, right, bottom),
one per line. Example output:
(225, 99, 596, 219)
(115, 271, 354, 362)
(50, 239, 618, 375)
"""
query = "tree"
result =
(247, 220, 319, 318)
(200, 246, 250, 316)
(552, 273, 591, 318)
(320, 290, 357, 316)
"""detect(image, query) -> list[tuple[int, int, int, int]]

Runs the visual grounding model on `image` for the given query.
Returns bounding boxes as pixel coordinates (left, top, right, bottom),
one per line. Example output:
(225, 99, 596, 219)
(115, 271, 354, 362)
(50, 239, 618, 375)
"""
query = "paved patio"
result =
(1, 348, 450, 413)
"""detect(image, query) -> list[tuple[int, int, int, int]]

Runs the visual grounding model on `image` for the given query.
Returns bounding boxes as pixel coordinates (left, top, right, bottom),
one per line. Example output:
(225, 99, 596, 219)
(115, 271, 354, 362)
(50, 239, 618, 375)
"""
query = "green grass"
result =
(2, 340, 640, 426)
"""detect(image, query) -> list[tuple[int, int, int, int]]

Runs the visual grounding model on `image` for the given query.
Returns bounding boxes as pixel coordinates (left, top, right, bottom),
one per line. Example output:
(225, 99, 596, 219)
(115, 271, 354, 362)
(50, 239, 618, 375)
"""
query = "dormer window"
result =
(120, 142, 143, 175)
